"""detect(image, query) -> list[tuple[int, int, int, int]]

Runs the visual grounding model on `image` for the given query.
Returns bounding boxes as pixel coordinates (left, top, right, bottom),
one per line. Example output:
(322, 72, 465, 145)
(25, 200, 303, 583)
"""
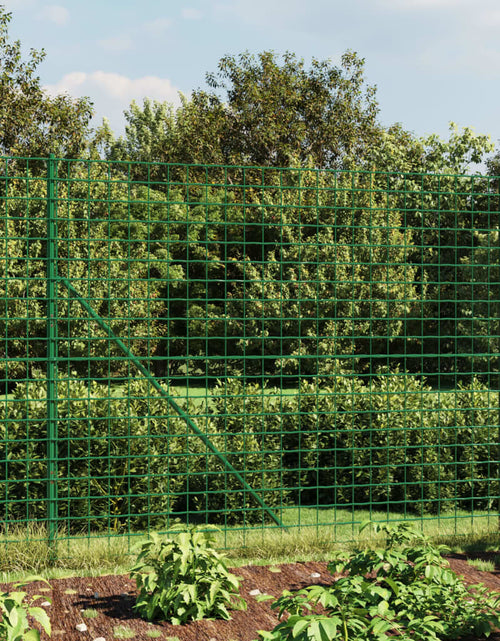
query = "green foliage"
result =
(363, 125, 497, 384)
(256, 522, 500, 640)
(394, 169, 499, 385)
(368, 121, 494, 175)
(123, 167, 418, 379)
(4, 153, 497, 385)
(0, 8, 92, 158)
(0, 375, 284, 529)
(0, 160, 169, 382)
(210, 374, 498, 513)
(98, 99, 178, 165)
(0, 376, 191, 529)
(130, 526, 246, 624)
(189, 381, 287, 521)
(256, 579, 395, 641)
(0, 577, 51, 641)
(1, 159, 419, 382)
(227, 169, 416, 376)
(100, 50, 382, 169)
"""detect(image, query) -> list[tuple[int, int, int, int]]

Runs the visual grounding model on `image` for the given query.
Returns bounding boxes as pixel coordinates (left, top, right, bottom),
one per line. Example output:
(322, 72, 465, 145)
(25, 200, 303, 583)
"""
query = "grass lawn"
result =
(0, 506, 498, 583)
(1, 382, 498, 583)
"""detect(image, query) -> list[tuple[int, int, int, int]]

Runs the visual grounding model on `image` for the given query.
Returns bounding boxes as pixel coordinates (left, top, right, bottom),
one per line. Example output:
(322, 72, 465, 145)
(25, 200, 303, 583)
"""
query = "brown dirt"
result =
(3, 555, 500, 641)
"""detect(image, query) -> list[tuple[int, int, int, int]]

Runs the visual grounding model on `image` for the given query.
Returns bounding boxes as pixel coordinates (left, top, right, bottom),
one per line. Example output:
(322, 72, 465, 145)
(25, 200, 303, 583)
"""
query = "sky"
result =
(2, 0, 499, 163)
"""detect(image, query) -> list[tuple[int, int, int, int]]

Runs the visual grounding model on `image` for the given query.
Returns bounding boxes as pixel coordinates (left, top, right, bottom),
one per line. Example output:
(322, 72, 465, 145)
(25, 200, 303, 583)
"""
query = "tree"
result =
(0, 160, 173, 383)
(359, 122, 497, 385)
(0, 7, 93, 158)
(96, 100, 178, 164)
(100, 50, 382, 170)
(367, 121, 494, 175)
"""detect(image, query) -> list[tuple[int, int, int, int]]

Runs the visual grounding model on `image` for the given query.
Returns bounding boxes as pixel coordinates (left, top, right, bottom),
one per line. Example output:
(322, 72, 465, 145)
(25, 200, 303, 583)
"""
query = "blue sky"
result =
(3, 0, 499, 160)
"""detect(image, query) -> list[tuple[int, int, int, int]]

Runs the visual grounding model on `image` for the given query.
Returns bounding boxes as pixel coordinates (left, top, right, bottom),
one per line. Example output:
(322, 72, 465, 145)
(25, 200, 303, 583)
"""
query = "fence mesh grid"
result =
(0, 156, 499, 555)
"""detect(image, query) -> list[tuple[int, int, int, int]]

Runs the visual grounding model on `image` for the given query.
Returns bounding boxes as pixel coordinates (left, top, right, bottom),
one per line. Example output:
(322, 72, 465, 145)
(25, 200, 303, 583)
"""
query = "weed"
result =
(113, 624, 135, 639)
(468, 558, 495, 572)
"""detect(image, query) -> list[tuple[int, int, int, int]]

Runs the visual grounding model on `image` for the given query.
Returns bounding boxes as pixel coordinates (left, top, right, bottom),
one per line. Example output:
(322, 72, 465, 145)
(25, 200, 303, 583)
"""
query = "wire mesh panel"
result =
(0, 158, 50, 550)
(0, 157, 499, 557)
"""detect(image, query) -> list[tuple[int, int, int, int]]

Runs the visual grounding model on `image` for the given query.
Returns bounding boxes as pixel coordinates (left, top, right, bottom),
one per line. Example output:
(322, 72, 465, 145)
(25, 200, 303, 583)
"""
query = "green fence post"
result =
(498, 178, 500, 534)
(46, 154, 58, 558)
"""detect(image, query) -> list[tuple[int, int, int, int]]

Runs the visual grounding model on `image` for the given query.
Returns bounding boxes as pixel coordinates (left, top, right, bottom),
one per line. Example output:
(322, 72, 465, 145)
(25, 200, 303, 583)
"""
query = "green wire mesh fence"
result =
(0, 155, 499, 557)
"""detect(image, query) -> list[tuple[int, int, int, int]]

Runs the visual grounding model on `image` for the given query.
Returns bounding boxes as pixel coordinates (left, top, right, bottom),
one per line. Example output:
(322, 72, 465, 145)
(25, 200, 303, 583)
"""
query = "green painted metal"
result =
(46, 154, 59, 554)
(0, 156, 498, 558)
(59, 275, 286, 530)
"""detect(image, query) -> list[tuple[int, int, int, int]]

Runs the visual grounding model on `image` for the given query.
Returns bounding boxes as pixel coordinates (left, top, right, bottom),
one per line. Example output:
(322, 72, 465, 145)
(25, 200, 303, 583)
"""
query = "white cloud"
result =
(38, 4, 69, 25)
(181, 8, 202, 20)
(45, 71, 87, 93)
(45, 70, 180, 102)
(44, 71, 182, 133)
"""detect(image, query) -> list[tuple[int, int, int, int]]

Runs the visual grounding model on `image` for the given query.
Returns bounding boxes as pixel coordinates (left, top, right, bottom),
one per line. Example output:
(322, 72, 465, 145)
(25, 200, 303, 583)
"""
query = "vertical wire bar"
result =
(46, 153, 59, 557)
(497, 177, 500, 533)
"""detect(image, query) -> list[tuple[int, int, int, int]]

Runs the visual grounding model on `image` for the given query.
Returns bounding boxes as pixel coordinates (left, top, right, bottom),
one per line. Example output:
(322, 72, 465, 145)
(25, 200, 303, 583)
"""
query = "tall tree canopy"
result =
(101, 50, 383, 169)
(0, 7, 93, 157)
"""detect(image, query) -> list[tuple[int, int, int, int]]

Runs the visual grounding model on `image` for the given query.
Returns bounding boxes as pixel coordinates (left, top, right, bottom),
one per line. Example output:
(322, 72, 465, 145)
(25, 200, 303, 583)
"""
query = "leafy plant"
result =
(1, 375, 284, 530)
(255, 522, 500, 641)
(130, 525, 246, 624)
(208, 375, 497, 515)
(0, 577, 51, 641)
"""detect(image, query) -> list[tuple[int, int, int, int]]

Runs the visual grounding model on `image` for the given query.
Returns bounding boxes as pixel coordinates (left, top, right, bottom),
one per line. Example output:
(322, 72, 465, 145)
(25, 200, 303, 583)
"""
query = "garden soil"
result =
(2, 555, 500, 641)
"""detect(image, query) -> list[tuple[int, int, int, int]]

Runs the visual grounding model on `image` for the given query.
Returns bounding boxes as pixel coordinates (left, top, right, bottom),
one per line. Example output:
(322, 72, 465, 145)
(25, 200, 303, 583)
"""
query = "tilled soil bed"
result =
(2, 554, 500, 641)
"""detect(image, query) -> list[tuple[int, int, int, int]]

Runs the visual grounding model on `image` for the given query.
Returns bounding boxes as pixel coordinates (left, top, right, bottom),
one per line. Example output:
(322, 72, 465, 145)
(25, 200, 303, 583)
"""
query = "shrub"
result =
(0, 375, 285, 530)
(206, 373, 498, 514)
(130, 526, 245, 624)
(192, 381, 288, 523)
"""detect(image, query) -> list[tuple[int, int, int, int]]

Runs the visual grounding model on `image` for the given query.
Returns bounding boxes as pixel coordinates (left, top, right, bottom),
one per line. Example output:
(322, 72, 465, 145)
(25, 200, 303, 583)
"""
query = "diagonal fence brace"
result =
(59, 276, 286, 530)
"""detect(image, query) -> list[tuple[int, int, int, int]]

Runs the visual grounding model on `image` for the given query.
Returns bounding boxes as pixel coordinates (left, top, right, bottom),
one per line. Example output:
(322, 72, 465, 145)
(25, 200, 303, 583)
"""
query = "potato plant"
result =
(130, 526, 245, 624)
(255, 522, 500, 641)
(0, 577, 51, 641)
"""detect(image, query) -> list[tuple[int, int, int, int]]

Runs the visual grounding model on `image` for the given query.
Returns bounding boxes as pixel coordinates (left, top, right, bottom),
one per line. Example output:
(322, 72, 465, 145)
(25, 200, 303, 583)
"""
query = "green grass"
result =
(113, 625, 135, 639)
(81, 608, 99, 618)
(108, 382, 303, 410)
(0, 507, 498, 583)
(468, 558, 496, 572)
(109, 383, 214, 409)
